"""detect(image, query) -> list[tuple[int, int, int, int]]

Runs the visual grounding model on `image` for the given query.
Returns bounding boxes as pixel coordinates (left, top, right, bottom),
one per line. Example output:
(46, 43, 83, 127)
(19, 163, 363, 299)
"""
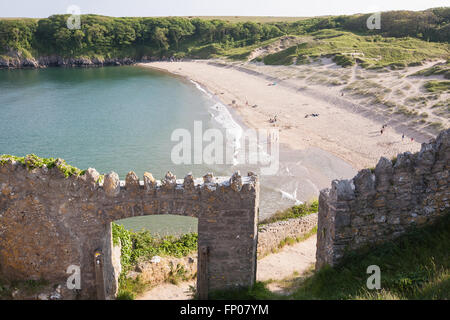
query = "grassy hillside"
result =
(262, 29, 450, 69)
(211, 212, 450, 300)
(0, 8, 448, 62)
(412, 60, 450, 78)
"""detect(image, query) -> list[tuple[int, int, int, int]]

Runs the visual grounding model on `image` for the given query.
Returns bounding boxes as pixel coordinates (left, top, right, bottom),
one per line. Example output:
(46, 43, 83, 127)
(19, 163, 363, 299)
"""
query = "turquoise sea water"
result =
(0, 66, 217, 178)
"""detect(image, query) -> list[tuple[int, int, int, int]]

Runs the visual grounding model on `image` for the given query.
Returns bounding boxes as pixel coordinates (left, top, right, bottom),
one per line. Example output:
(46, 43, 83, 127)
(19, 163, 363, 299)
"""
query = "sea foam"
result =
(190, 79, 243, 166)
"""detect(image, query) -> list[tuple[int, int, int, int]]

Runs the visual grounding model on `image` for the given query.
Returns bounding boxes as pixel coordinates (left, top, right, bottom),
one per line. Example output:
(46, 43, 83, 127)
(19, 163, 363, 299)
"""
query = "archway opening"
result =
(109, 215, 199, 300)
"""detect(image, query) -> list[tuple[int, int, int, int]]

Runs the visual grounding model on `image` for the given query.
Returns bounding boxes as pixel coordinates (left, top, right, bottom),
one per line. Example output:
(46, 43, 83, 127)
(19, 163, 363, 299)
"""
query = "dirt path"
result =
(136, 280, 196, 300)
(256, 235, 316, 282)
(136, 235, 317, 300)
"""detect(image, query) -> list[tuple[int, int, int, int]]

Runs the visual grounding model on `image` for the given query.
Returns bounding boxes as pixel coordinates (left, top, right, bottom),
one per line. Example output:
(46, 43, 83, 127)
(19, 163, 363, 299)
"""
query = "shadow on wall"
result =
(0, 162, 259, 300)
(316, 128, 450, 269)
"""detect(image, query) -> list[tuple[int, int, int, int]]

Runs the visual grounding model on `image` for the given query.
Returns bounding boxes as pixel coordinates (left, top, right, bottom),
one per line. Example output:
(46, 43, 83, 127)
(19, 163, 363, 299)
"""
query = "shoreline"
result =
(138, 60, 422, 171)
(139, 61, 362, 216)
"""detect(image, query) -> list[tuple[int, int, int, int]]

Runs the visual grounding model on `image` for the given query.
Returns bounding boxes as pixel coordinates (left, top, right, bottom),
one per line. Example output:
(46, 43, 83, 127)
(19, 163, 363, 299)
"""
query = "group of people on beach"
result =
(269, 115, 278, 123)
(381, 124, 414, 142)
(305, 113, 319, 118)
(402, 133, 414, 142)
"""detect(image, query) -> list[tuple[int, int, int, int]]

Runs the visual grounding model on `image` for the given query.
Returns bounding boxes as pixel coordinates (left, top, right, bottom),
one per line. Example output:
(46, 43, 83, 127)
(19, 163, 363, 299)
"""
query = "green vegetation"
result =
(263, 45, 299, 65)
(114, 199, 319, 298)
(0, 154, 85, 177)
(210, 213, 450, 300)
(332, 53, 356, 67)
(112, 223, 198, 268)
(0, 8, 448, 63)
(0, 279, 49, 300)
(112, 223, 198, 299)
(411, 61, 450, 79)
(424, 80, 450, 92)
(263, 29, 449, 69)
(259, 199, 318, 225)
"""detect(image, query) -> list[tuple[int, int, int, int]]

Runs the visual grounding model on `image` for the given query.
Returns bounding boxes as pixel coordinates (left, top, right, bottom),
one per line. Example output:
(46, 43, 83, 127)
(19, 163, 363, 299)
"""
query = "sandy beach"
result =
(139, 60, 427, 171)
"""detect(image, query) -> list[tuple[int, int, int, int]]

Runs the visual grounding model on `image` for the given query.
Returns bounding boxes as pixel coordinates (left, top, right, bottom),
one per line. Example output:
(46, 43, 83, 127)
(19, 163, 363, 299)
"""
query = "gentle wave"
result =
(189, 79, 212, 98)
(189, 79, 243, 166)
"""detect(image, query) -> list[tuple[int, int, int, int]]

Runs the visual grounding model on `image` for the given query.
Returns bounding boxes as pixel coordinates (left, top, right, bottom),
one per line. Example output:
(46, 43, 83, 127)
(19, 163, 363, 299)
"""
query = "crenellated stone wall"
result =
(316, 129, 450, 269)
(0, 160, 259, 299)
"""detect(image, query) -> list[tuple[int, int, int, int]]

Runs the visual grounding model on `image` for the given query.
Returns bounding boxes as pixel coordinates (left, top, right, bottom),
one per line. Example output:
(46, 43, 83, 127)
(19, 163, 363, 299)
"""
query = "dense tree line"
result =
(339, 7, 450, 42)
(0, 8, 448, 59)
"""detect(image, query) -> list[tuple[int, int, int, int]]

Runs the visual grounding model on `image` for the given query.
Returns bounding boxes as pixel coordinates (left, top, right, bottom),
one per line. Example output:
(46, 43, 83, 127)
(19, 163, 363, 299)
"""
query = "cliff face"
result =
(0, 52, 138, 69)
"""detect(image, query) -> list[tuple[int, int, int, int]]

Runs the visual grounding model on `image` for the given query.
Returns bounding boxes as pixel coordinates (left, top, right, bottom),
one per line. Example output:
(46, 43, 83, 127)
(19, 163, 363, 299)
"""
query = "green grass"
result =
(113, 223, 198, 299)
(424, 80, 450, 93)
(211, 212, 450, 300)
(216, 37, 286, 61)
(261, 29, 449, 69)
(259, 199, 318, 225)
(263, 45, 299, 65)
(0, 154, 85, 177)
(188, 43, 225, 59)
(411, 61, 450, 79)
(0, 279, 49, 300)
(112, 223, 198, 266)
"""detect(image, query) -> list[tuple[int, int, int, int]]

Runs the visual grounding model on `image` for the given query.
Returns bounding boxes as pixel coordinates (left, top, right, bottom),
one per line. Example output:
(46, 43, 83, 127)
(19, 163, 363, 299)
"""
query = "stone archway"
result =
(0, 161, 259, 299)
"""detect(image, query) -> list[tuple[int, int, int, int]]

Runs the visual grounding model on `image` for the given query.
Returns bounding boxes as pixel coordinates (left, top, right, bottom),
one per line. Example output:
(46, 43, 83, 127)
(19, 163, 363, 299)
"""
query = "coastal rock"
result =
(0, 50, 138, 69)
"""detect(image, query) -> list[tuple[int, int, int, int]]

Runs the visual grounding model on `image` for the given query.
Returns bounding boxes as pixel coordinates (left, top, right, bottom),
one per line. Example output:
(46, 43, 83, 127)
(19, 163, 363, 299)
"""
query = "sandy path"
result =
(140, 60, 422, 170)
(256, 235, 316, 282)
(136, 280, 196, 300)
(137, 235, 317, 300)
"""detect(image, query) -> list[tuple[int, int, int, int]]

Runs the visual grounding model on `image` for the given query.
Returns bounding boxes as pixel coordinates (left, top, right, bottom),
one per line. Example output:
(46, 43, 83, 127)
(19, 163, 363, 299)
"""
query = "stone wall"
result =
(121, 213, 317, 291)
(127, 254, 197, 288)
(257, 213, 318, 257)
(316, 129, 450, 269)
(0, 160, 259, 299)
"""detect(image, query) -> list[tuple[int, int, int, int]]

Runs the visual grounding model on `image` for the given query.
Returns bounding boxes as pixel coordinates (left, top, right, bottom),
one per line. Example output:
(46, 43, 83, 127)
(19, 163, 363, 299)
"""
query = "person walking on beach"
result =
(402, 133, 405, 141)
